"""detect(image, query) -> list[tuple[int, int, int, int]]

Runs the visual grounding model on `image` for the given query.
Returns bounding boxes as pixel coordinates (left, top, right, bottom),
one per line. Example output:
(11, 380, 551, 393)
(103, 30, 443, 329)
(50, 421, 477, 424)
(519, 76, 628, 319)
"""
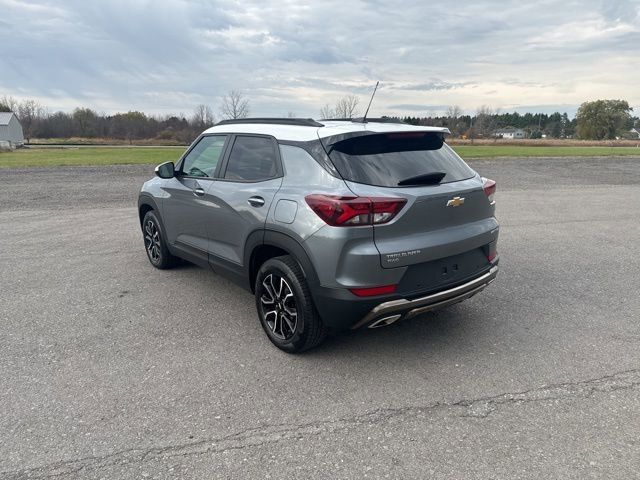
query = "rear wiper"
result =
(397, 171, 446, 186)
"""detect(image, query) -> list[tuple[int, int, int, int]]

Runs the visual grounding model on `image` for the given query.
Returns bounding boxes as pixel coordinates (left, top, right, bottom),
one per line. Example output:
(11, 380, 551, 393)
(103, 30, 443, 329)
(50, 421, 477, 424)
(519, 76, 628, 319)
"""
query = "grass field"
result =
(0, 147, 185, 168)
(453, 145, 640, 158)
(1, 144, 639, 168)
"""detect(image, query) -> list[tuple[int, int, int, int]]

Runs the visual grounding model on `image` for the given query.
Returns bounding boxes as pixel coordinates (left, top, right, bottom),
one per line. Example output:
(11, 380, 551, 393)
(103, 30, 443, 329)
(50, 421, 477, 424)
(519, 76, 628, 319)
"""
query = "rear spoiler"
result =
(320, 128, 450, 148)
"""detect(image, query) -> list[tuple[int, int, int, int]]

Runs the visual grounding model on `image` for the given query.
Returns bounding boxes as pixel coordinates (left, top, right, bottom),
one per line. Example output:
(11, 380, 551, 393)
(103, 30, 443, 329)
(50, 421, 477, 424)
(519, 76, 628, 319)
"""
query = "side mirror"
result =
(155, 161, 175, 179)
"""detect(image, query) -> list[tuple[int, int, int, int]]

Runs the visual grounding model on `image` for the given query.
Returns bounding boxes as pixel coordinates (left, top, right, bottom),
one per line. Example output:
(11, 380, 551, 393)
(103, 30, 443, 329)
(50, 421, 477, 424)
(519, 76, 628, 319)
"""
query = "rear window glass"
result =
(327, 132, 475, 187)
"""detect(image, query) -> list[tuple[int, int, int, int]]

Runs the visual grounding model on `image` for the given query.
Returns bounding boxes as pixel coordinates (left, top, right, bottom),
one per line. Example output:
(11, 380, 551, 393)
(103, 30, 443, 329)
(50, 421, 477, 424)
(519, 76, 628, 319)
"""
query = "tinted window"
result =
(182, 135, 227, 177)
(225, 136, 279, 182)
(328, 132, 475, 187)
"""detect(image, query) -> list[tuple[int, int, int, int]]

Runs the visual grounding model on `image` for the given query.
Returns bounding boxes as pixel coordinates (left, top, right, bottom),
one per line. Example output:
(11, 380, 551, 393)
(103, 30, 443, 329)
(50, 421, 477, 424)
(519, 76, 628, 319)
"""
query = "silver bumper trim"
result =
(353, 265, 499, 329)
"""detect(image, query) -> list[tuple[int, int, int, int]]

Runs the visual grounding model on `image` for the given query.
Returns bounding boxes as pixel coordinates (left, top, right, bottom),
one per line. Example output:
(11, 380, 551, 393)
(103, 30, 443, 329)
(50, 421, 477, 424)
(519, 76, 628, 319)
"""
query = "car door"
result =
(161, 134, 228, 264)
(205, 134, 283, 267)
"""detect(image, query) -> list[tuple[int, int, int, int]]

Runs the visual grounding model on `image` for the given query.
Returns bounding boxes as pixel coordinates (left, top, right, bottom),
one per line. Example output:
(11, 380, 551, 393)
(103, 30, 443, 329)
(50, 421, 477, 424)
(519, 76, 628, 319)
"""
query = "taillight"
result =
(305, 195, 406, 227)
(482, 177, 496, 203)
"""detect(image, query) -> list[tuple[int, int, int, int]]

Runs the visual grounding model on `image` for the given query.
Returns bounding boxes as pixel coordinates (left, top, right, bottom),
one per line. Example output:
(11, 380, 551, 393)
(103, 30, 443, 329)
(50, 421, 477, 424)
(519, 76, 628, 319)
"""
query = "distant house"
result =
(494, 127, 526, 139)
(629, 127, 640, 139)
(0, 112, 25, 148)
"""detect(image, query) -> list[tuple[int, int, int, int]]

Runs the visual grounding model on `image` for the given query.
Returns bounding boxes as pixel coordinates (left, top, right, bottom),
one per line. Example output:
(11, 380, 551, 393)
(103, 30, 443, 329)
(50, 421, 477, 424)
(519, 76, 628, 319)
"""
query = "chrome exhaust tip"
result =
(368, 314, 402, 329)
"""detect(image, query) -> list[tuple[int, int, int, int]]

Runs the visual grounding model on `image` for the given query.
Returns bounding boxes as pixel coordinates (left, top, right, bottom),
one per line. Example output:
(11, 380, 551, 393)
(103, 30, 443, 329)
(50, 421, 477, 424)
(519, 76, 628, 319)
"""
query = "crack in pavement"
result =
(3, 368, 639, 479)
(501, 217, 640, 228)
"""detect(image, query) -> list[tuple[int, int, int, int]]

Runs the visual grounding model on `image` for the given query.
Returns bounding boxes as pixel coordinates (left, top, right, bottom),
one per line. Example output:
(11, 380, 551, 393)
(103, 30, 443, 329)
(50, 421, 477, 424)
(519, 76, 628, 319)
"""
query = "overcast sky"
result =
(1, 0, 638, 118)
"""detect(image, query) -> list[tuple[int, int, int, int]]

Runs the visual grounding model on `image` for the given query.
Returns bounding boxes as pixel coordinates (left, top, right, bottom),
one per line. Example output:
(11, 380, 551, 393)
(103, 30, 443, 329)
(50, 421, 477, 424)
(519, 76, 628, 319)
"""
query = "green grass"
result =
(0, 147, 185, 168)
(451, 145, 640, 158)
(1, 144, 640, 168)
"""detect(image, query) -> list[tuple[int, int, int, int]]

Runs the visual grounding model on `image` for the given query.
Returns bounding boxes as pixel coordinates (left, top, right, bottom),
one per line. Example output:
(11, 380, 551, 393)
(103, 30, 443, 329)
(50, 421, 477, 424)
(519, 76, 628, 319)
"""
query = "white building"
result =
(494, 127, 526, 139)
(0, 112, 25, 148)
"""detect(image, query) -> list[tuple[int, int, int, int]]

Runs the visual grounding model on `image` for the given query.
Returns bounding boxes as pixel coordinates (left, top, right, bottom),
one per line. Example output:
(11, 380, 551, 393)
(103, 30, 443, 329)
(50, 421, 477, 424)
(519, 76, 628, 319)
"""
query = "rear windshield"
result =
(327, 132, 475, 187)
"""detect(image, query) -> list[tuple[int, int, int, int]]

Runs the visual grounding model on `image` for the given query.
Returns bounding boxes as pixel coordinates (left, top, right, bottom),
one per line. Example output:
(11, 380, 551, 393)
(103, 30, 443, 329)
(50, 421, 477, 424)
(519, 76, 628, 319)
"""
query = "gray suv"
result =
(138, 118, 499, 352)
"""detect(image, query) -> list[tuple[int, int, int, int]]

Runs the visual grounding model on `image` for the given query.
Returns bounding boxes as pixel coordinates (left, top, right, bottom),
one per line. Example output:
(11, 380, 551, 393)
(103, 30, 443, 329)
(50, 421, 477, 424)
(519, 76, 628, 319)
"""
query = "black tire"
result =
(255, 255, 327, 353)
(141, 210, 176, 269)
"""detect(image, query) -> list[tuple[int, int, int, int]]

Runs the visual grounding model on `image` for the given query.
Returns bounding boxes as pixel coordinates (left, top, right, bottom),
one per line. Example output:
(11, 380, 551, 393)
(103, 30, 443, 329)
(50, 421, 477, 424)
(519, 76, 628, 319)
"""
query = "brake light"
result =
(482, 177, 496, 203)
(386, 132, 426, 139)
(349, 284, 397, 297)
(305, 195, 406, 226)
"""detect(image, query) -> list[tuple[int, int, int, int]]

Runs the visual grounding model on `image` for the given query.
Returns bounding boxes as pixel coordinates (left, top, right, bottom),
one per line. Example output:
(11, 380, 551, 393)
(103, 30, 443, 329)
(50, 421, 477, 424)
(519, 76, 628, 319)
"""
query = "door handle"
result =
(193, 187, 205, 197)
(248, 196, 265, 207)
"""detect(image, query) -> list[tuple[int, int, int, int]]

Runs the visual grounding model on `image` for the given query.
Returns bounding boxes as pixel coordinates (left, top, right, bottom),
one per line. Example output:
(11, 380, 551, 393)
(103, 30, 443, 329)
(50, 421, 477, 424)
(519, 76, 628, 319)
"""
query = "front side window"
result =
(224, 136, 279, 182)
(181, 135, 227, 177)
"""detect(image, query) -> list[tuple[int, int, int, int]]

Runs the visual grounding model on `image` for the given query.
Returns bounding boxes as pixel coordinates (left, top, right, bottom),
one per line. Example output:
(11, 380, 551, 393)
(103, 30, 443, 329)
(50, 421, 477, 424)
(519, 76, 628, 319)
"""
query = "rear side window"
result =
(224, 136, 279, 182)
(327, 132, 475, 187)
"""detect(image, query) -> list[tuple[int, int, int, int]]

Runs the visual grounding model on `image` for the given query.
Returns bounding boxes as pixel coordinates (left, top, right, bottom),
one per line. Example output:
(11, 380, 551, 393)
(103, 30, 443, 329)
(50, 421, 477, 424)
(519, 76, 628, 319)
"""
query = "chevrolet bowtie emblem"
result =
(446, 196, 465, 207)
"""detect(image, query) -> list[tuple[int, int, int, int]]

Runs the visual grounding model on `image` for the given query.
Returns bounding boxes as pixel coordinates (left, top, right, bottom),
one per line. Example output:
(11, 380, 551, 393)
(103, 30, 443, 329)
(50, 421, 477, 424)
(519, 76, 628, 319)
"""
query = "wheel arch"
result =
(246, 230, 319, 293)
(138, 195, 160, 225)
(138, 195, 177, 258)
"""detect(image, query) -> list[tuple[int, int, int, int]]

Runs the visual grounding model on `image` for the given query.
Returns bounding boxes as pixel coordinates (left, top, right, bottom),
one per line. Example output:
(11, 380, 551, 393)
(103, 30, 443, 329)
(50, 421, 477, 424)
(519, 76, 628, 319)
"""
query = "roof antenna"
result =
(361, 81, 379, 123)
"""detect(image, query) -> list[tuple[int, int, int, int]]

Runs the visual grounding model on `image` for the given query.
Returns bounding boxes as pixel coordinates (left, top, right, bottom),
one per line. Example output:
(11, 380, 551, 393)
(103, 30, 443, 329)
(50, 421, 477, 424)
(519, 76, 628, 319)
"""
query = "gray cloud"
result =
(394, 81, 473, 91)
(0, 0, 638, 117)
(387, 104, 450, 112)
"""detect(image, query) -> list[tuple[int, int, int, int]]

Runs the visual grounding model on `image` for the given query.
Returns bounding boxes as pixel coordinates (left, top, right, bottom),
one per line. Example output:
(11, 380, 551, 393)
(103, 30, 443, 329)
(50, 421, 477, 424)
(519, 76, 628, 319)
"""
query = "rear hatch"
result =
(324, 131, 498, 292)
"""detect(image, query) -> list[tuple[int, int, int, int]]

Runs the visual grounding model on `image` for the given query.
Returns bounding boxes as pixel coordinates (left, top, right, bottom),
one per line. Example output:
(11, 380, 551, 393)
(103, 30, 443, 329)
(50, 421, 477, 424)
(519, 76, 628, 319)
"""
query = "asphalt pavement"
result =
(1, 156, 639, 479)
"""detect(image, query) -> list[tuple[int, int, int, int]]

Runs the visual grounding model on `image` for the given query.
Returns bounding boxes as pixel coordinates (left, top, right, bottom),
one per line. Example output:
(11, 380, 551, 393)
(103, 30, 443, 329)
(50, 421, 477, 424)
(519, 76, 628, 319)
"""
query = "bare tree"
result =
(334, 95, 360, 118)
(319, 104, 335, 119)
(0, 95, 19, 113)
(219, 90, 250, 120)
(446, 105, 462, 136)
(17, 99, 46, 143)
(192, 104, 215, 129)
(72, 107, 99, 137)
(474, 105, 497, 138)
(446, 105, 462, 120)
(287, 111, 296, 118)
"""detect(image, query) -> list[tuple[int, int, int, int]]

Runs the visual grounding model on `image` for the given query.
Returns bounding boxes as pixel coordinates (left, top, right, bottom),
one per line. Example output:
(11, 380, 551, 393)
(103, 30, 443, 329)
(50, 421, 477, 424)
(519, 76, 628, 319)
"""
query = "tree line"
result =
(0, 91, 249, 144)
(1, 92, 637, 143)
(402, 106, 576, 139)
(402, 101, 637, 140)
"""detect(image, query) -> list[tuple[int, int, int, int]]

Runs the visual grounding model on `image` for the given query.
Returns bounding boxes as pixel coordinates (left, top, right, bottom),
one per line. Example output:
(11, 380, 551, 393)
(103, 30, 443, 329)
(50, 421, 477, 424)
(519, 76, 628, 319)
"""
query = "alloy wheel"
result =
(144, 219, 161, 263)
(260, 274, 298, 340)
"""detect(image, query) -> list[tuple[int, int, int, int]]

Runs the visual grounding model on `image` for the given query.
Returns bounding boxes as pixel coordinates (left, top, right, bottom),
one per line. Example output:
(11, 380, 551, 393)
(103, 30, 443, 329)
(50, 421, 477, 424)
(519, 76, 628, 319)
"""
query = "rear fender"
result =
(259, 230, 320, 288)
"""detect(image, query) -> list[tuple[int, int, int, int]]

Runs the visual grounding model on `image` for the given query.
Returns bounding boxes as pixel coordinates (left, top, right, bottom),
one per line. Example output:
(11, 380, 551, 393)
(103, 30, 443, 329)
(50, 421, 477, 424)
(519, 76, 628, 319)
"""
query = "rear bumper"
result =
(351, 265, 499, 329)
(310, 264, 498, 331)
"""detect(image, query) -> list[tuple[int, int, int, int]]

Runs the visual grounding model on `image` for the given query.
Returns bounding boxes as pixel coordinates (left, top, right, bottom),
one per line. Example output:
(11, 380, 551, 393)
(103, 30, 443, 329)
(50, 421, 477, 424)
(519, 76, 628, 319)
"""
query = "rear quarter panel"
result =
(268, 144, 405, 288)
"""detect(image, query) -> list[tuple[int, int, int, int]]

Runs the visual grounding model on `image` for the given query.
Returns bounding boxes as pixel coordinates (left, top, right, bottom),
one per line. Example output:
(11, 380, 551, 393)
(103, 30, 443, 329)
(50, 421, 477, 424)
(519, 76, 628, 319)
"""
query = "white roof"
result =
(0, 112, 16, 126)
(204, 120, 450, 142)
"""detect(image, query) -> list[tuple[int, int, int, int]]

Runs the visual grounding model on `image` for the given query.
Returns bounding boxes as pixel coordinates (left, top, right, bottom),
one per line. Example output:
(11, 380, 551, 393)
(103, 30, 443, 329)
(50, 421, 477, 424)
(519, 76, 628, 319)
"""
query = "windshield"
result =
(327, 132, 475, 187)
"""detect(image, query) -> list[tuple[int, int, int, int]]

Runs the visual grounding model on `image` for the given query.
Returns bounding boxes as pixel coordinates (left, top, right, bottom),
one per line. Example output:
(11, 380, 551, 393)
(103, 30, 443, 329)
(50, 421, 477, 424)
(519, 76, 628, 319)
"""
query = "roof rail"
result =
(319, 118, 355, 122)
(351, 117, 406, 124)
(215, 118, 324, 127)
(320, 117, 406, 124)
